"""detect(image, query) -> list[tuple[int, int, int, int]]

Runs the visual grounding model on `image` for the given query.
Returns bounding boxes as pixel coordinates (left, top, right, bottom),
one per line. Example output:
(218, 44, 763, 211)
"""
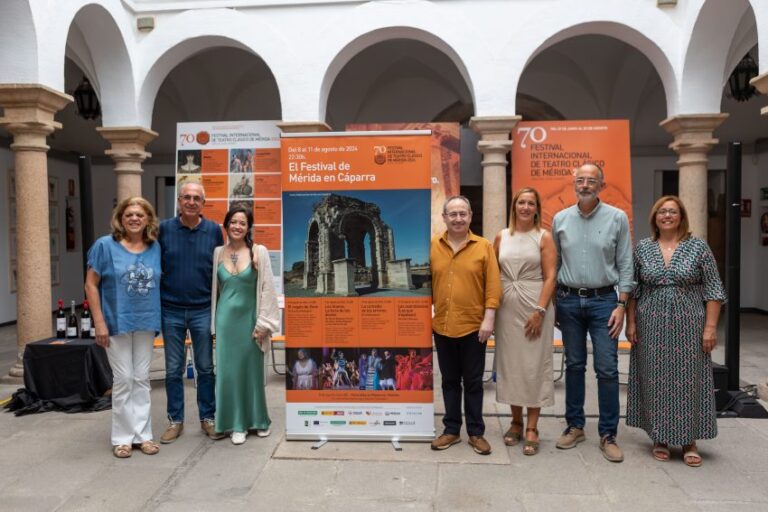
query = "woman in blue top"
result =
(84, 197, 162, 459)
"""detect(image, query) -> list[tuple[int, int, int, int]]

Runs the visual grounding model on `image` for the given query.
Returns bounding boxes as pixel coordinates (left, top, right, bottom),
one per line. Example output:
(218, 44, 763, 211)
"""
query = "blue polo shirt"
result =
(158, 215, 223, 308)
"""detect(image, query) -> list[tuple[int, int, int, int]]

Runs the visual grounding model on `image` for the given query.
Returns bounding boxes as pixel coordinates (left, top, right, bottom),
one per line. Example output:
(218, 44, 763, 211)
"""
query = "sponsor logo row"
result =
(303, 420, 418, 427)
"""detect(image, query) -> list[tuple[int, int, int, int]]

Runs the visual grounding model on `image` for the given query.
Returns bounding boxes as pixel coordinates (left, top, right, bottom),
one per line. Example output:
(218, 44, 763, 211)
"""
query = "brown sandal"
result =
(522, 428, 540, 456)
(137, 440, 160, 455)
(113, 444, 132, 458)
(682, 444, 702, 467)
(503, 422, 523, 446)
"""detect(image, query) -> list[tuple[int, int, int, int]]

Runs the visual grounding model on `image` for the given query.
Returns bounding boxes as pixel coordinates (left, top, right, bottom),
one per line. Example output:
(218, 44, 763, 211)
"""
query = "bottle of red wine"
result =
(56, 299, 66, 338)
(81, 300, 92, 339)
(67, 300, 78, 339)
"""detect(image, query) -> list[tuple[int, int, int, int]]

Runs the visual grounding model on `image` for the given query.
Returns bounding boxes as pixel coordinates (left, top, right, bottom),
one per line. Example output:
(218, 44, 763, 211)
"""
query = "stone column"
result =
(750, 72, 768, 404)
(469, 116, 521, 239)
(277, 121, 331, 133)
(660, 114, 728, 240)
(96, 127, 158, 202)
(750, 72, 768, 116)
(0, 84, 72, 380)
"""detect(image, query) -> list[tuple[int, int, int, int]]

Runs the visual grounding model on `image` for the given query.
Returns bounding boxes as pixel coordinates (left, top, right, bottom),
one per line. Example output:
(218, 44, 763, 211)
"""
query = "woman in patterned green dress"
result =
(626, 196, 725, 467)
(211, 206, 280, 445)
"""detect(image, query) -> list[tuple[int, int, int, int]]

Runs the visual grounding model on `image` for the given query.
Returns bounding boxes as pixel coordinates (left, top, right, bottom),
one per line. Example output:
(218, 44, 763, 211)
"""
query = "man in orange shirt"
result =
(430, 196, 501, 455)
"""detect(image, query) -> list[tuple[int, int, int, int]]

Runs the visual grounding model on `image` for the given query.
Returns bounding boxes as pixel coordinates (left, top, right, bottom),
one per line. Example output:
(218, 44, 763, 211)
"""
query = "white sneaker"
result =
(231, 431, 247, 445)
(256, 428, 271, 438)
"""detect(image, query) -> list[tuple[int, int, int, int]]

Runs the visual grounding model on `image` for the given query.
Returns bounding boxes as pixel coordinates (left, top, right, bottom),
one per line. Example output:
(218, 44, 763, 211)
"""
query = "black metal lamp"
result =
(73, 76, 101, 120)
(727, 53, 758, 102)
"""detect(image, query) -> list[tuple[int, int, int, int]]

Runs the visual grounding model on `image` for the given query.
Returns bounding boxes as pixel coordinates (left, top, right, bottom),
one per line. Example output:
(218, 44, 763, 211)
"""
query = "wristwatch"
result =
(617, 300, 627, 308)
(534, 306, 547, 315)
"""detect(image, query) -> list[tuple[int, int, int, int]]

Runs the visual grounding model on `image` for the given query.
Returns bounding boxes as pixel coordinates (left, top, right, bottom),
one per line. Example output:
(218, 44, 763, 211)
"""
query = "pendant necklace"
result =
(229, 249, 239, 275)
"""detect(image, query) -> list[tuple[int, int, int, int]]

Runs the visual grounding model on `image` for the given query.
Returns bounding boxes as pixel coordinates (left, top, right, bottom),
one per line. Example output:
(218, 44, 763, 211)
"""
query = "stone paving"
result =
(0, 316, 767, 511)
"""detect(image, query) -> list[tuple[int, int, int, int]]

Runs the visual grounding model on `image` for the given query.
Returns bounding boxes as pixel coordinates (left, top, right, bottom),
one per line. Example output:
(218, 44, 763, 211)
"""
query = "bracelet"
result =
(534, 306, 547, 315)
(616, 300, 627, 308)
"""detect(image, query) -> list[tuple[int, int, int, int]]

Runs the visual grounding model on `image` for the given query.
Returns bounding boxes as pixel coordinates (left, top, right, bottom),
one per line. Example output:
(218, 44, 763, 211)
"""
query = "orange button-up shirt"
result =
(430, 231, 501, 338)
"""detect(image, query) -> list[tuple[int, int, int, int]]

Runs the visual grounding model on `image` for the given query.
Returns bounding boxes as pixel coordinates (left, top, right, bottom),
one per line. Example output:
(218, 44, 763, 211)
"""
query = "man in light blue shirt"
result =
(552, 162, 633, 463)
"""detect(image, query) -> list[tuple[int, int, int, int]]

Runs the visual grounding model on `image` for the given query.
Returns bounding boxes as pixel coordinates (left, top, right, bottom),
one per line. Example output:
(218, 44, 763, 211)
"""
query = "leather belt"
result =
(557, 285, 615, 298)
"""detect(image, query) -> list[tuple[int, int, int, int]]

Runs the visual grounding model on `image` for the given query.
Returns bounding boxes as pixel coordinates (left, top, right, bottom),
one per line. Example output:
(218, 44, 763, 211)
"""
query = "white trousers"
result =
(105, 331, 154, 446)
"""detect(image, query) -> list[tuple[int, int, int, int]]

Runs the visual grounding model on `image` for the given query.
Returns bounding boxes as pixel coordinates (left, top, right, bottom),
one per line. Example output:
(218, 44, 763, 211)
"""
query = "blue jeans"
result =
(162, 304, 215, 423)
(556, 289, 619, 437)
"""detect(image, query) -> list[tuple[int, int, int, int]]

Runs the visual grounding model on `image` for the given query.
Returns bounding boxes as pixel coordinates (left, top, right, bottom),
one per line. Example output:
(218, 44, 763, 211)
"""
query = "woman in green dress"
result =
(211, 206, 280, 445)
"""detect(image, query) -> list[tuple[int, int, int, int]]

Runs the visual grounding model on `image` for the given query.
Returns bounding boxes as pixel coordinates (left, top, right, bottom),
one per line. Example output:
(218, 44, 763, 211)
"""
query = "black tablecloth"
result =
(5, 338, 113, 415)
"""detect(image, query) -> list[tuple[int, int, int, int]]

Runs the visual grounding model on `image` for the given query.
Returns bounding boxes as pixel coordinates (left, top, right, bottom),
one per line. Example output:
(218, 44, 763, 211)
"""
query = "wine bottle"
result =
(56, 299, 66, 338)
(80, 300, 92, 339)
(67, 300, 78, 339)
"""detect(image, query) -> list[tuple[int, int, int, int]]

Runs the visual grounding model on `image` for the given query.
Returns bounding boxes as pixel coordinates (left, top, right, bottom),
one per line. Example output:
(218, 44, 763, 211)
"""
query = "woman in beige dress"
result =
(494, 187, 557, 455)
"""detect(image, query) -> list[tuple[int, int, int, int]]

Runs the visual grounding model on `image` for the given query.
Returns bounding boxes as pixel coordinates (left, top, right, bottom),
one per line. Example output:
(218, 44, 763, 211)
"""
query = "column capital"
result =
(97, 126, 158, 201)
(277, 121, 331, 133)
(659, 113, 729, 151)
(750, 72, 768, 116)
(0, 84, 72, 152)
(469, 115, 522, 139)
(0, 84, 72, 127)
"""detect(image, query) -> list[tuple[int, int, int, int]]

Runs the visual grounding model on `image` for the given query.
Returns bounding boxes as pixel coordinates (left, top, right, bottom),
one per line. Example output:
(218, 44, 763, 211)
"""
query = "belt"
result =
(557, 285, 615, 298)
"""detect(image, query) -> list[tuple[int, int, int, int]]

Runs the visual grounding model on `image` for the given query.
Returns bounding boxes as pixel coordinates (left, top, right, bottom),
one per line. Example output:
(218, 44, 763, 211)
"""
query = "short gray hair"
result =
(443, 195, 472, 214)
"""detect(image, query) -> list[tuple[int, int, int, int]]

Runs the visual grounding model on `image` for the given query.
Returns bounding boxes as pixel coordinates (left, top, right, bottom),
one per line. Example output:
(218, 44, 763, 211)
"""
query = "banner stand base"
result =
(391, 438, 402, 451)
(311, 438, 328, 450)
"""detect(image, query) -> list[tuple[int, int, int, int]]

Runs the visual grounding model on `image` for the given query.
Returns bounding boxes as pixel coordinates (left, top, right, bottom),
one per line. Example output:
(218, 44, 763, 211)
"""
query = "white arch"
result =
(680, 0, 756, 113)
(59, 3, 137, 126)
(135, 9, 290, 127)
(0, 0, 38, 83)
(319, 26, 475, 122)
(502, 19, 678, 118)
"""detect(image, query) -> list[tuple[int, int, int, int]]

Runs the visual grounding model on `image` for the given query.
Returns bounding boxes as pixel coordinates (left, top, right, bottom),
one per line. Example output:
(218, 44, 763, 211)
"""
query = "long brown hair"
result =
(649, 195, 691, 241)
(508, 187, 542, 233)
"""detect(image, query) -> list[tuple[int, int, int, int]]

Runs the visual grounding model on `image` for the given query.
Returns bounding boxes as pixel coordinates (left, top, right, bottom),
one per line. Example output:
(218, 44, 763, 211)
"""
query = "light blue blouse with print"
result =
(87, 235, 162, 336)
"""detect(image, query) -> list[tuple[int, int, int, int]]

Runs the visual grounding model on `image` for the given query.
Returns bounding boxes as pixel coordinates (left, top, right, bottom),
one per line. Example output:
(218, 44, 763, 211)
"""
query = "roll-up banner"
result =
(510, 119, 633, 230)
(281, 131, 435, 441)
(175, 121, 283, 294)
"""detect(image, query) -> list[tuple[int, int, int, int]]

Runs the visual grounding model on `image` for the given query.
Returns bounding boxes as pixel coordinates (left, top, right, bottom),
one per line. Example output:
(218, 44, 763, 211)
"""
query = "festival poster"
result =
(175, 121, 283, 295)
(282, 131, 434, 441)
(511, 120, 633, 342)
(510, 119, 633, 230)
(346, 123, 461, 239)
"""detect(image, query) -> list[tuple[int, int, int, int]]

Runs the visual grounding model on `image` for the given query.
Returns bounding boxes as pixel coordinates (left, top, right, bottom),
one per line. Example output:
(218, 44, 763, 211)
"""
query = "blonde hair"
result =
(111, 196, 159, 243)
(508, 187, 542, 233)
(649, 195, 691, 241)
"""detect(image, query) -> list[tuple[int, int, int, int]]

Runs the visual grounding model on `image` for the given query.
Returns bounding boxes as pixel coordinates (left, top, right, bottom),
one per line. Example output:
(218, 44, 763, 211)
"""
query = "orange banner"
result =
(201, 200, 228, 225)
(201, 175, 228, 200)
(281, 134, 432, 192)
(511, 120, 633, 230)
(254, 174, 281, 198)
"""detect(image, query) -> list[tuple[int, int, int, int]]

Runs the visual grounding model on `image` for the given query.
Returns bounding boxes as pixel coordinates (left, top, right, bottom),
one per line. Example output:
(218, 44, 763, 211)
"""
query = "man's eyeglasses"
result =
(179, 194, 204, 203)
(574, 177, 600, 186)
(444, 211, 469, 219)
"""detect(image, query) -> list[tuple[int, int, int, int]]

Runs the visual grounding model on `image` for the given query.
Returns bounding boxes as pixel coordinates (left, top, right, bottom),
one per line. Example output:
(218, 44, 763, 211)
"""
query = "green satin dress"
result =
(214, 263, 270, 433)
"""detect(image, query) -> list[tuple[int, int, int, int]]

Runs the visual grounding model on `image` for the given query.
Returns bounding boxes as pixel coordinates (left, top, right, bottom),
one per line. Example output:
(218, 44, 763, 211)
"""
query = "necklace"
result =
(229, 248, 240, 274)
(659, 240, 678, 252)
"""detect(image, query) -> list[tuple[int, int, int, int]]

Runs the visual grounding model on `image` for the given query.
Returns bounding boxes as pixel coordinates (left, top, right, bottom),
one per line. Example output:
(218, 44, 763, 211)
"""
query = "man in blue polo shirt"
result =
(159, 182, 224, 442)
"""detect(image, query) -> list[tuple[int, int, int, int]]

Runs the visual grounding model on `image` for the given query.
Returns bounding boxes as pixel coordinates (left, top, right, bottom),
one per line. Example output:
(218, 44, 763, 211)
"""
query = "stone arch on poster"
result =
(303, 194, 414, 296)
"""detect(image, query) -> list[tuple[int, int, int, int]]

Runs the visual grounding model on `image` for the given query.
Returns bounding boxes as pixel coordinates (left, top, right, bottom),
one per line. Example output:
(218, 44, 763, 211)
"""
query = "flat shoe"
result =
(256, 428, 271, 438)
(503, 422, 523, 446)
(113, 444, 132, 458)
(231, 432, 247, 445)
(138, 440, 160, 455)
(682, 444, 702, 467)
(652, 443, 670, 462)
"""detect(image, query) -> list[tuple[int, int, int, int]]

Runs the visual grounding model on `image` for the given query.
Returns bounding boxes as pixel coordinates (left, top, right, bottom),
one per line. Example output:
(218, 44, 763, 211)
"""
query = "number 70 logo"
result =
(515, 126, 547, 149)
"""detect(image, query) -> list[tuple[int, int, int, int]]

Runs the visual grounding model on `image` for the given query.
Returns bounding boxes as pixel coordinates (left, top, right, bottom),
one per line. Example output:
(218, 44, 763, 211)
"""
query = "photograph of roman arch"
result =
(283, 190, 431, 297)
